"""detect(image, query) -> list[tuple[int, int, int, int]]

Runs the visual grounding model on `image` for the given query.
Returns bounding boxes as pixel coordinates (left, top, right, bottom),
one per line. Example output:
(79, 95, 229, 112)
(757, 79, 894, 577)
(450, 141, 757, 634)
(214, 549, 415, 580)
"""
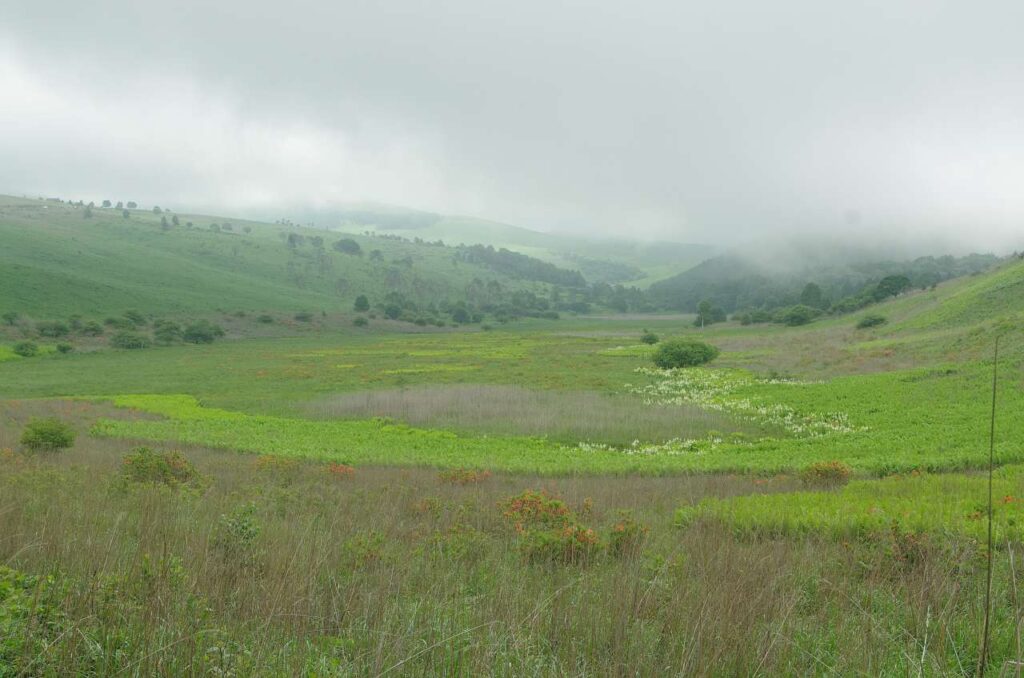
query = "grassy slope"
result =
(366, 213, 714, 287)
(0, 196, 554, 316)
(1, 233, 1022, 475)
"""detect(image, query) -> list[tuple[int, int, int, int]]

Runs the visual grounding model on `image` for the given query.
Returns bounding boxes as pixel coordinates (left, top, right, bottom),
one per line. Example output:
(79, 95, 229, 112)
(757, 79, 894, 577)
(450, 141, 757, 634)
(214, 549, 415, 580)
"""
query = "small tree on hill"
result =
(873, 275, 912, 301)
(353, 295, 370, 312)
(800, 282, 825, 309)
(126, 201, 137, 209)
(101, 199, 111, 208)
(640, 329, 659, 345)
(183, 321, 224, 344)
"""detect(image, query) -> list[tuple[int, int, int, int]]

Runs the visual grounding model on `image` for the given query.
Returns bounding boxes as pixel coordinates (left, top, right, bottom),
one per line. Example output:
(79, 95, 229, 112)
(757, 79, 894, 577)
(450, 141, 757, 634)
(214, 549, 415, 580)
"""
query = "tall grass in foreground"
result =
(308, 384, 763, 444)
(1, 401, 1021, 675)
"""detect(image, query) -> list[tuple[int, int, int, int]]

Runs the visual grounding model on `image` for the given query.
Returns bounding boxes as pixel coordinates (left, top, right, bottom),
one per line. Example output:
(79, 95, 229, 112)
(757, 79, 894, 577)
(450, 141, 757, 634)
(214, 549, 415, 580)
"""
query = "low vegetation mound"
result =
(652, 338, 720, 368)
(799, 460, 853, 488)
(120, 447, 203, 487)
(20, 417, 76, 452)
(856, 313, 887, 329)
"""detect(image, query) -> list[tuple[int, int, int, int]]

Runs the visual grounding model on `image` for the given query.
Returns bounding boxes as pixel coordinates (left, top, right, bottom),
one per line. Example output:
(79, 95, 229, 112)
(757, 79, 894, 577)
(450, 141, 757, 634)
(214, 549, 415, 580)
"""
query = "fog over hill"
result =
(5, 1, 1024, 250)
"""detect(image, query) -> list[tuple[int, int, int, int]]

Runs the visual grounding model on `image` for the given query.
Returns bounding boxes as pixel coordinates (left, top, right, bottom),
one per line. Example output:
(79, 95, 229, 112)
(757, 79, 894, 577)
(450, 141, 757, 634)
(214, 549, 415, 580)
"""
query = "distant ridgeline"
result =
(0, 195, 1008, 330)
(454, 244, 587, 288)
(645, 252, 1003, 325)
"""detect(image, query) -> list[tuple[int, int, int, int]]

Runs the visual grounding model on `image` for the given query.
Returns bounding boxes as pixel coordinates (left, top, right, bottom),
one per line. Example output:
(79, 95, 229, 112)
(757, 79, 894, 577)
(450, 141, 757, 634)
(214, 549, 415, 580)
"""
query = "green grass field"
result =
(2, 207, 1024, 673)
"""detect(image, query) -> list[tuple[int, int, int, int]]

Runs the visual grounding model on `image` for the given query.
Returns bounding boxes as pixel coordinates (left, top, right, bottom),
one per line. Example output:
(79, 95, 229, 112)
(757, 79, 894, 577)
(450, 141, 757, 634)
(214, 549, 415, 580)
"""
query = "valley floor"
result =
(3, 263, 1024, 674)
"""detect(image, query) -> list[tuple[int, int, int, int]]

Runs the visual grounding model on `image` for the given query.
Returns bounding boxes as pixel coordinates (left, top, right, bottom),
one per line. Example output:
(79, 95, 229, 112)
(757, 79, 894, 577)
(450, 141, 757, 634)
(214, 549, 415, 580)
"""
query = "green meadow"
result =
(3, 197, 1024, 673)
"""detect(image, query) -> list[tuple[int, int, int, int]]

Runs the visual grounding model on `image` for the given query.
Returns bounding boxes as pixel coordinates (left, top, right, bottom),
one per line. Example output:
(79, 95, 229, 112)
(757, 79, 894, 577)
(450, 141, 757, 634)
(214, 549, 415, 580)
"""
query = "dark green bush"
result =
(353, 316, 368, 327)
(183, 320, 224, 344)
(123, 310, 147, 327)
(21, 418, 76, 452)
(12, 341, 38, 357)
(256, 314, 274, 324)
(79, 321, 104, 336)
(856, 313, 887, 329)
(652, 339, 720, 368)
(775, 304, 820, 327)
(35, 321, 69, 338)
(55, 343, 73, 354)
(110, 331, 150, 349)
(294, 312, 313, 322)
(153, 320, 183, 343)
(640, 330, 659, 345)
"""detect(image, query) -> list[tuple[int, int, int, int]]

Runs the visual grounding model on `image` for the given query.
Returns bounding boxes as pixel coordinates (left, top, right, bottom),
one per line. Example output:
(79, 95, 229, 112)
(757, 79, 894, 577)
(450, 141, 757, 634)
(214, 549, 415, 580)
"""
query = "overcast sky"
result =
(3, 1, 1023, 248)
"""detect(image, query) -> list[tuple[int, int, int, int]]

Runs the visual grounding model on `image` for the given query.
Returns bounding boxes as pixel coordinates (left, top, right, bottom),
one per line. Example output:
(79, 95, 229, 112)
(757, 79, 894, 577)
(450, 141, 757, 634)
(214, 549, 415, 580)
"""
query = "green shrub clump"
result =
(121, 447, 203, 487)
(607, 510, 649, 557)
(35, 321, 70, 338)
(652, 338, 720, 369)
(182, 320, 225, 344)
(110, 331, 150, 349)
(640, 329, 659, 345)
(353, 316, 369, 327)
(856, 313, 887, 329)
(12, 341, 38, 357)
(775, 304, 820, 327)
(55, 343, 73, 354)
(799, 460, 853, 488)
(20, 418, 76, 452)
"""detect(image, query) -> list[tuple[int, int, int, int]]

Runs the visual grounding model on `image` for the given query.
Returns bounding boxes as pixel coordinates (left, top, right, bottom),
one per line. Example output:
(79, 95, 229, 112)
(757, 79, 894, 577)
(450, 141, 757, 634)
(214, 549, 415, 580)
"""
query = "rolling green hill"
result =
(280, 204, 715, 286)
(0, 196, 575, 317)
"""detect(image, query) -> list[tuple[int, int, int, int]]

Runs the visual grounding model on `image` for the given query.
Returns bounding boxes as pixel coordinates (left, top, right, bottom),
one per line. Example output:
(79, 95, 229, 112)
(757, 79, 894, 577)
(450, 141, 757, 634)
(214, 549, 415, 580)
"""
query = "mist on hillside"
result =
(4, 1, 1024, 253)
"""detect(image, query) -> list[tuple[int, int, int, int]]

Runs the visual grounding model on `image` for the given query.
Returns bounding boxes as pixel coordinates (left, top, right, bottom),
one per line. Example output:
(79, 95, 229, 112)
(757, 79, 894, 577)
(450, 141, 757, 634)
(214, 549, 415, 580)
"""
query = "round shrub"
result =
(121, 447, 202, 487)
(352, 316, 368, 327)
(12, 341, 38, 357)
(21, 418, 76, 452)
(856, 313, 887, 329)
(35, 321, 70, 338)
(80, 321, 104, 336)
(183, 320, 224, 344)
(776, 304, 820, 327)
(55, 343, 73, 354)
(652, 338, 720, 369)
(640, 330, 659, 345)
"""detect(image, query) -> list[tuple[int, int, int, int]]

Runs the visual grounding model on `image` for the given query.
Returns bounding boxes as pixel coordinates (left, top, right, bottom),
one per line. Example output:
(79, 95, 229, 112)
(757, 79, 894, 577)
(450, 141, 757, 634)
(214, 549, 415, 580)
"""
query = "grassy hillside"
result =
(3, 241, 1024, 673)
(0, 196, 565, 317)
(286, 203, 715, 286)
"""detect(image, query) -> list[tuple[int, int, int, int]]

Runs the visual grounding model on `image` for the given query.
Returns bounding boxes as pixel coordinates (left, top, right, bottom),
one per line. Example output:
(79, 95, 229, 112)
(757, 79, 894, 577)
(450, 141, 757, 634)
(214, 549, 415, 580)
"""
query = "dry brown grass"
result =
(308, 384, 763, 444)
(1, 399, 1016, 674)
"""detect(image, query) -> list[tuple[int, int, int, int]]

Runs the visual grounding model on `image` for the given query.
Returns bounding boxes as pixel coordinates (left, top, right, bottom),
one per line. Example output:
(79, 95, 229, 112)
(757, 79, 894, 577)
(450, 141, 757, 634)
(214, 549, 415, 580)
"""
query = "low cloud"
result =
(3, 1, 1023, 251)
